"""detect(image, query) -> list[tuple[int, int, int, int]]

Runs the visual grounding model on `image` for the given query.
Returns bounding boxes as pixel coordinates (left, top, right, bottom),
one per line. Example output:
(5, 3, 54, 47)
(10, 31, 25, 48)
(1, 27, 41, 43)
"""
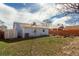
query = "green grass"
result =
(0, 36, 78, 56)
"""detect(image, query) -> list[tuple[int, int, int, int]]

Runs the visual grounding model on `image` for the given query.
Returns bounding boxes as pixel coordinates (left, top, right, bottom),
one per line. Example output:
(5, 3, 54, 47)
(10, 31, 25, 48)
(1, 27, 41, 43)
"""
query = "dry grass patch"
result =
(0, 36, 78, 56)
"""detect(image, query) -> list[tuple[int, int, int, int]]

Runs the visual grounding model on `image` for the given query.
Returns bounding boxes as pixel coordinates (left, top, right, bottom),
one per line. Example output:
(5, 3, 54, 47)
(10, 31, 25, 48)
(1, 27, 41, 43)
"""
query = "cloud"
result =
(0, 3, 71, 29)
(16, 3, 60, 22)
(0, 3, 17, 29)
(52, 16, 71, 27)
(32, 3, 61, 21)
(0, 4, 17, 14)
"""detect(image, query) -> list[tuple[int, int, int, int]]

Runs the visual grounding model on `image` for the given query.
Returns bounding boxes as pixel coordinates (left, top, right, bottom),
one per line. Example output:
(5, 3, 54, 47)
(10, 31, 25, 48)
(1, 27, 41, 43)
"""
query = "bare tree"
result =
(43, 19, 52, 27)
(57, 3, 79, 13)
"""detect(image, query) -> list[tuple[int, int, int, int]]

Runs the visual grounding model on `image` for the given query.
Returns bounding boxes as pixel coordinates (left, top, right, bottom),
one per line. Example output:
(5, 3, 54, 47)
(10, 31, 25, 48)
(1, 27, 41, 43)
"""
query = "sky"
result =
(0, 3, 77, 29)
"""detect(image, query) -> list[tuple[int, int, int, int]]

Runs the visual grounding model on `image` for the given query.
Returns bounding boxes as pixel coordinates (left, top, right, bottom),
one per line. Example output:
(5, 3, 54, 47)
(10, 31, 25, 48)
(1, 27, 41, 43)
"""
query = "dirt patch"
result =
(62, 39, 79, 56)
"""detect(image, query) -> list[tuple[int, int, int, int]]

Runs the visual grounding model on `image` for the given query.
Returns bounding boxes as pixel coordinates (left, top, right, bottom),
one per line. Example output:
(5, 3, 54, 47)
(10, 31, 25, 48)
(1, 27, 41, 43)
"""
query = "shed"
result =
(22, 26, 49, 38)
(14, 22, 49, 38)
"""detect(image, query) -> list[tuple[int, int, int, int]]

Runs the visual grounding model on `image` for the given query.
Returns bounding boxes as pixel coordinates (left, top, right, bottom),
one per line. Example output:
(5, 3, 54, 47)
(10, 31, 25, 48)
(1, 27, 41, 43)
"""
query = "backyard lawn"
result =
(0, 36, 79, 56)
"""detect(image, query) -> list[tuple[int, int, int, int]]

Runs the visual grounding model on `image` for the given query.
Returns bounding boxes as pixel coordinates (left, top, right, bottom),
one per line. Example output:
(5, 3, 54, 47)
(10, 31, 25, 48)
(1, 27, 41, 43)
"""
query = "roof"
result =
(14, 22, 49, 29)
(21, 24, 49, 29)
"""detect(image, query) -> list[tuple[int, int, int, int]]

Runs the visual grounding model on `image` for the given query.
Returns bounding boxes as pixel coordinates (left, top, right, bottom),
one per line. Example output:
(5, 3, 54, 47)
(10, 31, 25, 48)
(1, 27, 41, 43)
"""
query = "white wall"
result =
(22, 28, 48, 38)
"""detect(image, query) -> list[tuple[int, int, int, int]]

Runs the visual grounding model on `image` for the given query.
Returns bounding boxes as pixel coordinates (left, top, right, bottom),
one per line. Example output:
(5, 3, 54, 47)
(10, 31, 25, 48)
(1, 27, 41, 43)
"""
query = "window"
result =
(34, 29, 36, 33)
(43, 29, 45, 32)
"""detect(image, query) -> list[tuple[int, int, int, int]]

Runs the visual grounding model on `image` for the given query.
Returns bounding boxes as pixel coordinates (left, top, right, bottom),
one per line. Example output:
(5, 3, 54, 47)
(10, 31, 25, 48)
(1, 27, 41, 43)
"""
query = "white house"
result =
(13, 22, 49, 38)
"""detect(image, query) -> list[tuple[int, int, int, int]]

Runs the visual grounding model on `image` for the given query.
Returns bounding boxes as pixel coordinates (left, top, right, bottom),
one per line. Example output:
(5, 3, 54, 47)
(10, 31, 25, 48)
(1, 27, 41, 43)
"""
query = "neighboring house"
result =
(13, 22, 49, 38)
(57, 24, 64, 30)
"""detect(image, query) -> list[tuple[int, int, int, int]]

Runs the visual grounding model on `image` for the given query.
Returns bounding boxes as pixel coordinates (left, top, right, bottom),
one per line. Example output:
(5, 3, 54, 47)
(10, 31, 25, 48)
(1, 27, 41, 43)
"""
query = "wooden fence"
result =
(0, 30, 4, 39)
(49, 28, 79, 37)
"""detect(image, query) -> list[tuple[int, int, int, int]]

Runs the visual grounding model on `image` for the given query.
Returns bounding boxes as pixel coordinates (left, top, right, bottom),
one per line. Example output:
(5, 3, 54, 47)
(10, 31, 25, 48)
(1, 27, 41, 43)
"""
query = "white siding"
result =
(4, 29, 17, 39)
(22, 28, 48, 38)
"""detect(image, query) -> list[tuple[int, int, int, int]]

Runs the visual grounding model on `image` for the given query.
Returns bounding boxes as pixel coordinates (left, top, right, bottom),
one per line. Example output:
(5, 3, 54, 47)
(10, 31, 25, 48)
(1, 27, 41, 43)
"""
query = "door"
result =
(25, 33, 29, 38)
(0, 30, 4, 39)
